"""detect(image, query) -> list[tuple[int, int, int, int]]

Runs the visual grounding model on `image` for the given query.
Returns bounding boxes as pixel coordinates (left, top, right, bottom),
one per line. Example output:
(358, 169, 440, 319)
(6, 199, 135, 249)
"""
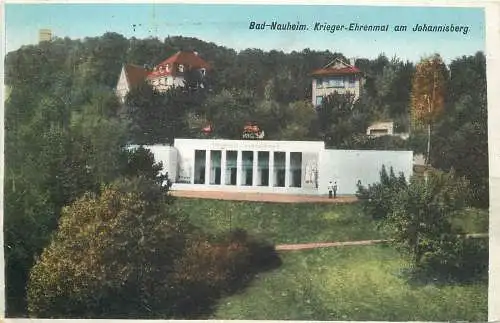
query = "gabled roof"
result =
(148, 51, 211, 79)
(311, 58, 361, 76)
(159, 51, 211, 69)
(124, 64, 149, 87)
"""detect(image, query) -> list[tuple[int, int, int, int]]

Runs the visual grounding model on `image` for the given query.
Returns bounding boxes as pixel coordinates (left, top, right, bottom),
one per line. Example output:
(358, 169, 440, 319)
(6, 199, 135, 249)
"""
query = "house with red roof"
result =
(311, 58, 364, 107)
(115, 50, 210, 103)
(116, 64, 150, 103)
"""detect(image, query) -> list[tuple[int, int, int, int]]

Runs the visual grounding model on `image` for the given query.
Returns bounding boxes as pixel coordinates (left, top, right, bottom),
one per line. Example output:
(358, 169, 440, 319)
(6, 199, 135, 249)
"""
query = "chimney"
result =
(349, 57, 356, 66)
(193, 51, 199, 56)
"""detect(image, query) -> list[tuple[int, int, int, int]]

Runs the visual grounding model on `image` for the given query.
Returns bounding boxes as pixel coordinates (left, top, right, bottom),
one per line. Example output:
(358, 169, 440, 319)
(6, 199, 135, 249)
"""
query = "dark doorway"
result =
(199, 167, 205, 184)
(293, 169, 301, 187)
(230, 168, 237, 185)
(214, 167, 221, 184)
(261, 169, 269, 186)
(277, 169, 285, 187)
(245, 170, 253, 186)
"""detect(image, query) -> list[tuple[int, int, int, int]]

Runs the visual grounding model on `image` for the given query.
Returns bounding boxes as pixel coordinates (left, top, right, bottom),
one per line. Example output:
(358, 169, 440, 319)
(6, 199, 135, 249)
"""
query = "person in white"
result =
(328, 181, 334, 199)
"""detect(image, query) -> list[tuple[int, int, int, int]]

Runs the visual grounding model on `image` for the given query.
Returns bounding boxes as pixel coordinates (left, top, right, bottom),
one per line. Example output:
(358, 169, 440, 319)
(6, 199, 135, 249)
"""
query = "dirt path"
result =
(276, 239, 388, 251)
(171, 190, 358, 204)
(275, 233, 488, 251)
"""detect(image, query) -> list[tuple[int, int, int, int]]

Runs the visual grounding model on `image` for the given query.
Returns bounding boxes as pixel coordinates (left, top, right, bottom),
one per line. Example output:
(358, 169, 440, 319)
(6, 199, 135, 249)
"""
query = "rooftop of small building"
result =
(311, 58, 362, 77)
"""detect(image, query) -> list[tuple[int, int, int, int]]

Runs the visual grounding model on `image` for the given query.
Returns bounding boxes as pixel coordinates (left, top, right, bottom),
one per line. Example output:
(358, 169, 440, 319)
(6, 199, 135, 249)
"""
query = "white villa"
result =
(133, 138, 413, 196)
(116, 50, 210, 103)
(311, 58, 364, 107)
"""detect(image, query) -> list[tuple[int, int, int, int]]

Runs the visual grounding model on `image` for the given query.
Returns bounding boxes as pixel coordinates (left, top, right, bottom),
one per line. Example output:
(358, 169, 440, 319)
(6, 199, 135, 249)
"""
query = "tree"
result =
(279, 100, 317, 140)
(410, 54, 447, 165)
(125, 84, 190, 144)
(27, 178, 190, 318)
(316, 92, 371, 148)
(431, 52, 488, 208)
(387, 170, 469, 268)
(203, 89, 256, 139)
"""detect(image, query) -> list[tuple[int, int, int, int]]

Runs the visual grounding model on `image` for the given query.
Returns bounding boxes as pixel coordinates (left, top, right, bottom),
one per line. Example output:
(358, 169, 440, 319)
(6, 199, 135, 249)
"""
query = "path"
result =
(171, 190, 358, 204)
(276, 239, 388, 251)
(275, 233, 489, 251)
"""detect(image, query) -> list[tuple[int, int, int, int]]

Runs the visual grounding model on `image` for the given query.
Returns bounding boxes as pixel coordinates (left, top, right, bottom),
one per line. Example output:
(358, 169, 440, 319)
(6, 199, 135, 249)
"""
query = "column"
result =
(205, 150, 211, 185)
(236, 150, 242, 187)
(191, 150, 195, 184)
(252, 151, 259, 186)
(285, 151, 290, 188)
(220, 150, 227, 186)
(268, 151, 274, 187)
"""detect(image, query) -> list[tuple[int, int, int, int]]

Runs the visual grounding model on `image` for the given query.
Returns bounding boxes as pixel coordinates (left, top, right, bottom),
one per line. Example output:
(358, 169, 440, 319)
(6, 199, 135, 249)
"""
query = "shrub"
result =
(386, 170, 488, 282)
(171, 229, 281, 318)
(418, 236, 488, 282)
(27, 177, 190, 318)
(356, 165, 407, 221)
(27, 178, 281, 319)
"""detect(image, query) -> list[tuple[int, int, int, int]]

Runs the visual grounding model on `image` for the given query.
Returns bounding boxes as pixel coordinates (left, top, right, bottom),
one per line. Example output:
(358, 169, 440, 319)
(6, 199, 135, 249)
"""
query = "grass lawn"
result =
(212, 245, 487, 321)
(174, 198, 386, 244)
(173, 197, 488, 321)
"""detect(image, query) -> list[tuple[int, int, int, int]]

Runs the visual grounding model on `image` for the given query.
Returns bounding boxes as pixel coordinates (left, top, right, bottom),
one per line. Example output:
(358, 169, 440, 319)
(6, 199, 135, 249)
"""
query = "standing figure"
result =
(333, 181, 338, 199)
(328, 181, 334, 199)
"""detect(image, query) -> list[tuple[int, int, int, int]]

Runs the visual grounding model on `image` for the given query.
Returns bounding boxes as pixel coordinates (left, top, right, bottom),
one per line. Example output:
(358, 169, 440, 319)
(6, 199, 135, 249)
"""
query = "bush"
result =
(171, 229, 281, 318)
(356, 165, 407, 221)
(27, 178, 280, 318)
(27, 177, 190, 318)
(386, 170, 488, 282)
(418, 236, 488, 282)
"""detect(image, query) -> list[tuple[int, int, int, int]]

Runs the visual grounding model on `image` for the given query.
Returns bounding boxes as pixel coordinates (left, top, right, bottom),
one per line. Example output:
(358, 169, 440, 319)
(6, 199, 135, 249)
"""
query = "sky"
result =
(4, 3, 486, 63)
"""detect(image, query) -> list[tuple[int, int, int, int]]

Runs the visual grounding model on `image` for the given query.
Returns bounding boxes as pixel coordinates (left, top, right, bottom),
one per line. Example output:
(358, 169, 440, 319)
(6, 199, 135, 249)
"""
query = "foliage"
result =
(431, 52, 488, 208)
(27, 177, 188, 318)
(172, 229, 281, 318)
(384, 170, 487, 281)
(410, 54, 447, 164)
(316, 92, 372, 148)
(27, 178, 280, 318)
(122, 146, 168, 186)
(125, 83, 204, 144)
(202, 89, 257, 139)
(356, 165, 407, 221)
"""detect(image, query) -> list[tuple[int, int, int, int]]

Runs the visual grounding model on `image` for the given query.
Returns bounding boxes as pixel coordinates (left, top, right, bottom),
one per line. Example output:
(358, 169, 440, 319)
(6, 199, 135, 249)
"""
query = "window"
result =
(257, 151, 270, 186)
(327, 76, 345, 88)
(316, 78, 324, 89)
(178, 64, 184, 73)
(194, 150, 207, 184)
(370, 129, 389, 135)
(209, 150, 222, 185)
(166, 64, 170, 72)
(289, 152, 302, 188)
(225, 151, 237, 185)
(316, 96, 323, 106)
(273, 152, 286, 187)
(241, 151, 254, 186)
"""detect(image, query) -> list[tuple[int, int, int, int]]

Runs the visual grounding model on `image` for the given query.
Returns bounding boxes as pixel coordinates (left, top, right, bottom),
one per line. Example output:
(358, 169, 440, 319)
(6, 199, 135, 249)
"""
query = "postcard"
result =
(2, 1, 498, 322)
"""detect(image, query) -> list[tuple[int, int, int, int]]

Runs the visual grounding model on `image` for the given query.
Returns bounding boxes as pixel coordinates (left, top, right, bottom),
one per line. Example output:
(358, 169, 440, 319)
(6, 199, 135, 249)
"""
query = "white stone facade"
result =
(135, 138, 413, 196)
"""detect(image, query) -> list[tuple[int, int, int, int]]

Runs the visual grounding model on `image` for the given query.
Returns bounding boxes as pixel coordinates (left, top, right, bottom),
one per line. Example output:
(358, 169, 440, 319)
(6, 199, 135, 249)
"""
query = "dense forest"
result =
(4, 32, 488, 316)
